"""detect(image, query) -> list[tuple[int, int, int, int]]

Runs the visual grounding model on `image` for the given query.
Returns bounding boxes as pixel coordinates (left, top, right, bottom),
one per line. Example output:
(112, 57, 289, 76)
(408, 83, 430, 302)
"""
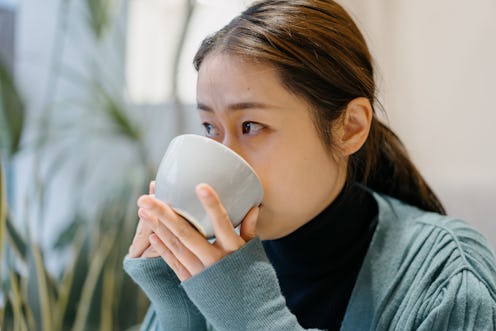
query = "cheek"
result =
(260, 156, 314, 207)
(247, 153, 286, 204)
(250, 144, 345, 239)
(251, 148, 314, 213)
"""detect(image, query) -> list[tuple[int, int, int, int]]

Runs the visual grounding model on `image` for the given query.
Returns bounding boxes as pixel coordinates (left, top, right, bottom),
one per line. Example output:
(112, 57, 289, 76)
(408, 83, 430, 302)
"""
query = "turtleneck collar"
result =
(262, 183, 378, 330)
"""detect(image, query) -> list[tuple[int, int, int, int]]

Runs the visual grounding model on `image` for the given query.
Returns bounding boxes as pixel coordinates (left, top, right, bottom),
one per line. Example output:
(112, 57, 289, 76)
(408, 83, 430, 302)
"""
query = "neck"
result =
(261, 183, 378, 329)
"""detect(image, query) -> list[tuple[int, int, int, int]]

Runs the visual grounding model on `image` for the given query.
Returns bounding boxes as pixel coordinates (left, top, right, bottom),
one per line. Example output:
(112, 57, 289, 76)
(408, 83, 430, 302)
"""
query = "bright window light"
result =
(126, 0, 255, 104)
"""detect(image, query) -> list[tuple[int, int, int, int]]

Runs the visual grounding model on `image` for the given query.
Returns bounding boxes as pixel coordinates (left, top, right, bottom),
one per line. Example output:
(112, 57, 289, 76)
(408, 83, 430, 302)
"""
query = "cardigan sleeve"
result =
(123, 256, 207, 331)
(417, 269, 496, 331)
(181, 238, 321, 331)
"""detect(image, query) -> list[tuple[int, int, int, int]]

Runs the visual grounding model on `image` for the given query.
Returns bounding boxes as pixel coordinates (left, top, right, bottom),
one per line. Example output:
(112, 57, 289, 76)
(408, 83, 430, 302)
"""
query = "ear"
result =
(335, 97, 372, 156)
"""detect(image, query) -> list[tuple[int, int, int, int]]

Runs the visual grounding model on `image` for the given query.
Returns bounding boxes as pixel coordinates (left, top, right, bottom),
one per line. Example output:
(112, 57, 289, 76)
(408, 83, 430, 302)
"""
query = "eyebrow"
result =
(197, 101, 275, 112)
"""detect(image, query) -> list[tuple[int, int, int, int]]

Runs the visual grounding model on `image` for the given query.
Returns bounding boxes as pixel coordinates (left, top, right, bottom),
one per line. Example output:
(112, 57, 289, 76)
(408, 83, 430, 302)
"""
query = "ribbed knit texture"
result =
(340, 193, 496, 330)
(124, 192, 496, 331)
(123, 256, 206, 330)
(182, 238, 318, 331)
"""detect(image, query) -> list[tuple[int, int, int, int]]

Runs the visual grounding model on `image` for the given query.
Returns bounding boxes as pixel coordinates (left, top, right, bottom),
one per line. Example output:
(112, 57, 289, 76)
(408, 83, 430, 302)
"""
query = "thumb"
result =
(240, 206, 260, 242)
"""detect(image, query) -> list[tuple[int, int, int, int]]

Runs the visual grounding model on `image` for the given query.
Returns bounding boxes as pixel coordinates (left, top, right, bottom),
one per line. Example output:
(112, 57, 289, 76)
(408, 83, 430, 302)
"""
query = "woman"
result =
(124, 0, 496, 330)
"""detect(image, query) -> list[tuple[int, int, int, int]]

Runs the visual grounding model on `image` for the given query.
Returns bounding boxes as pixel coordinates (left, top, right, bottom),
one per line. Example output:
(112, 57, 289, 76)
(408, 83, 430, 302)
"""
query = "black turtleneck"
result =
(262, 184, 378, 331)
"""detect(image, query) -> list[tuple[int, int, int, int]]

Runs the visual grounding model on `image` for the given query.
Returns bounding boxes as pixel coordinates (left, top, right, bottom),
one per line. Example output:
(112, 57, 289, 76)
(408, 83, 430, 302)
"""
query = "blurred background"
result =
(1, 0, 495, 329)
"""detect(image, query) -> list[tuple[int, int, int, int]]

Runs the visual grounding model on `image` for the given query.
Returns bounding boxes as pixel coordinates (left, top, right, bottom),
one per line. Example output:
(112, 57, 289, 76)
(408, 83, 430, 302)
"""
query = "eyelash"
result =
(201, 121, 264, 137)
(242, 121, 264, 135)
(202, 122, 218, 137)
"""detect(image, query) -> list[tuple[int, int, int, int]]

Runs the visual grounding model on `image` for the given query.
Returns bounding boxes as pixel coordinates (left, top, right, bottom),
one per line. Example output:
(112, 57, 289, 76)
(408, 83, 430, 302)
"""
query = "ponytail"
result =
(352, 118, 446, 214)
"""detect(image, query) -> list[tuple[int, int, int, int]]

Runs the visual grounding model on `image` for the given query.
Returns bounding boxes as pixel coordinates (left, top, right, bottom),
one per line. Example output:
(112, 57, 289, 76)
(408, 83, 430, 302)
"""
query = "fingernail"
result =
(196, 185, 210, 198)
(247, 207, 260, 223)
(138, 208, 149, 219)
(138, 196, 151, 208)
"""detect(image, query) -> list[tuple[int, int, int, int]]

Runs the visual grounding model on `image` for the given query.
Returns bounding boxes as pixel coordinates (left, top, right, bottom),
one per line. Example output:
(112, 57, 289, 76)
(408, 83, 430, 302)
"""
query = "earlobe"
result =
(337, 97, 372, 156)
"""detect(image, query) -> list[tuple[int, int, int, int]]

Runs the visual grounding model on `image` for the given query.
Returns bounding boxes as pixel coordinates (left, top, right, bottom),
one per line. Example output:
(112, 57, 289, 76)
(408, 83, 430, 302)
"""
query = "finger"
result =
(129, 194, 157, 257)
(149, 181, 155, 195)
(196, 184, 241, 252)
(149, 233, 192, 281)
(138, 195, 222, 266)
(129, 219, 153, 258)
(141, 245, 160, 258)
(240, 206, 260, 242)
(139, 207, 206, 275)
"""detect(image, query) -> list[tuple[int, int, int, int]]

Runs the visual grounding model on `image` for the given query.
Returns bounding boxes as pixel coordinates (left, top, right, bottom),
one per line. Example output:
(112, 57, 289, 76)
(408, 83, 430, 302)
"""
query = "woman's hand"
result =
(136, 183, 260, 281)
(128, 181, 160, 258)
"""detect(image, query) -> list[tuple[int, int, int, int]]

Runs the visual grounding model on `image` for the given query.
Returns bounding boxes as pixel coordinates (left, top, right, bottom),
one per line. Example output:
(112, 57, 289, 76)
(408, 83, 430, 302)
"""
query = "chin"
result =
(255, 218, 285, 241)
(254, 207, 269, 239)
(254, 217, 272, 241)
(254, 206, 291, 240)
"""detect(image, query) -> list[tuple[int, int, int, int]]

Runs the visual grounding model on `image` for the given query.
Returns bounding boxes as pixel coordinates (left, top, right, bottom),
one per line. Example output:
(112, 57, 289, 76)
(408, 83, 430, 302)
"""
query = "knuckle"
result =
(220, 209, 230, 223)
(167, 236, 184, 254)
(216, 209, 232, 228)
(204, 251, 224, 267)
(158, 247, 169, 258)
(148, 217, 160, 231)
(205, 196, 218, 207)
(170, 260, 182, 272)
(211, 203, 229, 220)
(155, 202, 168, 217)
(175, 222, 192, 239)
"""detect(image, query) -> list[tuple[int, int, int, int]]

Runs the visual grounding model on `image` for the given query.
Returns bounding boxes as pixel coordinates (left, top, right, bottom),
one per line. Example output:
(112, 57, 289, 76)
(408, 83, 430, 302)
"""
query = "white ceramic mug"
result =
(154, 134, 264, 238)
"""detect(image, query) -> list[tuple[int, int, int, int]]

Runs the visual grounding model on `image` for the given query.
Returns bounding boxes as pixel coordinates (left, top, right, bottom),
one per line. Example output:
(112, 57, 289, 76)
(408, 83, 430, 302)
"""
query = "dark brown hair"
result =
(193, 0, 445, 214)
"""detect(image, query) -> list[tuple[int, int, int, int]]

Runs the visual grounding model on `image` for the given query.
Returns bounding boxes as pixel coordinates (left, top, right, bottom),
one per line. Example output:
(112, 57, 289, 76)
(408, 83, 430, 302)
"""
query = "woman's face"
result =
(196, 54, 347, 240)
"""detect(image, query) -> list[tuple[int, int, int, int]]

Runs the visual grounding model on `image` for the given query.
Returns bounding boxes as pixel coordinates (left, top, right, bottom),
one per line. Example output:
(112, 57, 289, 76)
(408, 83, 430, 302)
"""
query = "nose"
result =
(222, 135, 246, 160)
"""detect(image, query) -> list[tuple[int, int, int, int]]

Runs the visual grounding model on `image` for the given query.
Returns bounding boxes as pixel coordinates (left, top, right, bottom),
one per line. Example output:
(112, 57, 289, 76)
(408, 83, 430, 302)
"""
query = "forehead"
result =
(196, 54, 287, 103)
(200, 52, 270, 70)
(196, 54, 318, 127)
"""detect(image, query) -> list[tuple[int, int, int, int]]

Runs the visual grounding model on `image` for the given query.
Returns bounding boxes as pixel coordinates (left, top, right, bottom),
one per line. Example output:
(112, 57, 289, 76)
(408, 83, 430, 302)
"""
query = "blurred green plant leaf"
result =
(7, 273, 30, 331)
(5, 212, 27, 260)
(99, 88, 142, 142)
(85, 0, 116, 39)
(1, 0, 155, 328)
(53, 229, 85, 331)
(30, 243, 55, 331)
(53, 216, 83, 249)
(0, 159, 6, 277)
(100, 263, 116, 330)
(0, 57, 24, 156)
(1, 182, 149, 330)
(72, 232, 114, 331)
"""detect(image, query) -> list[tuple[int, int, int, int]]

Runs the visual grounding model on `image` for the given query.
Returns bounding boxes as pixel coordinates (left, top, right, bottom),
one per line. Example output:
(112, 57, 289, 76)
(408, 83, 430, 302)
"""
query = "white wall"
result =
(342, 0, 496, 247)
(126, 0, 250, 103)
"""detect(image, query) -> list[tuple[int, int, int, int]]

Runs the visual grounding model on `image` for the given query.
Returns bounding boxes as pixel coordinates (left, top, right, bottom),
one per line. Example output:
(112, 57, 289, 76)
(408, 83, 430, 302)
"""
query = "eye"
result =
(202, 122, 219, 137)
(242, 121, 263, 135)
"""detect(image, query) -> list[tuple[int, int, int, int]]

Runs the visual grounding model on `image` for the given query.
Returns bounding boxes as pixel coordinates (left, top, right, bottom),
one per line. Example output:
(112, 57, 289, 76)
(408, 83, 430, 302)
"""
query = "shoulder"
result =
(374, 193, 496, 289)
(351, 193, 496, 329)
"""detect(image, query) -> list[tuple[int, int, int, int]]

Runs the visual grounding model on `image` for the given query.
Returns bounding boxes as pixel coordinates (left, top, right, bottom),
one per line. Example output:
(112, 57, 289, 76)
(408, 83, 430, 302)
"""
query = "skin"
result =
(128, 54, 372, 282)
